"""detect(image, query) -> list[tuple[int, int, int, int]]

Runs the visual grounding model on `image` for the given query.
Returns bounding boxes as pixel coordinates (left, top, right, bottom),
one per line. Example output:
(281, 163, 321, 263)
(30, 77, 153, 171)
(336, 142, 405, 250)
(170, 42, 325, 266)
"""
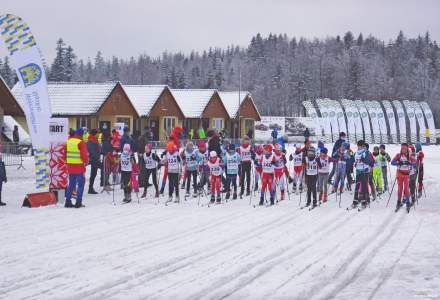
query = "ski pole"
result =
(386, 176, 397, 208)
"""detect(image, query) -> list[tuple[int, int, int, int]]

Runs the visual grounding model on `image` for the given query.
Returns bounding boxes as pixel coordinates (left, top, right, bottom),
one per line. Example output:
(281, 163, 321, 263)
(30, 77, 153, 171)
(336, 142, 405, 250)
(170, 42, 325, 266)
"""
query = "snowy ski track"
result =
(1, 145, 440, 299)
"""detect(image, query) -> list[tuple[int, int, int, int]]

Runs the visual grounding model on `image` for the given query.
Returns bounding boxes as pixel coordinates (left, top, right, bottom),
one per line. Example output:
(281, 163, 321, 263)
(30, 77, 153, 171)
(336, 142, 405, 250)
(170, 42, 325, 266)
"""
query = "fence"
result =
(0, 142, 30, 169)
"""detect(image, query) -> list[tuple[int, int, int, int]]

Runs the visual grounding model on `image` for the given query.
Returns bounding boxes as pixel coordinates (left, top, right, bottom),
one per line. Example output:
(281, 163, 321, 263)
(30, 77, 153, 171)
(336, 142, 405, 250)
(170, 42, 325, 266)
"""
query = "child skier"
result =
(391, 143, 416, 211)
(372, 146, 384, 195)
(303, 146, 318, 208)
(353, 140, 370, 209)
(408, 144, 418, 205)
(0, 154, 7, 206)
(253, 144, 263, 192)
(259, 144, 276, 206)
(237, 136, 253, 197)
(332, 143, 349, 195)
(316, 147, 331, 203)
(290, 145, 304, 195)
(364, 143, 376, 201)
(273, 143, 287, 201)
(415, 142, 424, 198)
(120, 144, 135, 203)
(141, 144, 160, 198)
(224, 143, 241, 200)
(195, 140, 210, 194)
(181, 141, 199, 198)
(164, 141, 182, 203)
(207, 151, 223, 203)
(379, 144, 391, 191)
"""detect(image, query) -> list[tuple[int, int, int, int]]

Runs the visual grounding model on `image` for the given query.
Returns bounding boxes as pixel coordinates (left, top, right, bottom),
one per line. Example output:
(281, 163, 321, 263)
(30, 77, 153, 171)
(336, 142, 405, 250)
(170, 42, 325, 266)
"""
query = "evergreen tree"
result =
(64, 46, 76, 82)
(49, 38, 66, 81)
(0, 56, 15, 87)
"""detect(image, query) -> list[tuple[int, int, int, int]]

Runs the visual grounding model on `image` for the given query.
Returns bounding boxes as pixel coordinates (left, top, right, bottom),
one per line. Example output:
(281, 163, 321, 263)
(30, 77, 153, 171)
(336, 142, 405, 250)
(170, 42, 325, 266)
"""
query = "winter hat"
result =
(379, 144, 386, 150)
(123, 143, 131, 152)
(198, 140, 206, 149)
(166, 141, 175, 152)
(210, 151, 217, 157)
(123, 126, 130, 133)
(307, 146, 316, 157)
(264, 144, 273, 153)
(365, 143, 370, 150)
(228, 143, 235, 151)
(357, 140, 365, 147)
(373, 146, 379, 152)
(339, 132, 346, 138)
(415, 142, 422, 153)
(409, 144, 416, 153)
(401, 143, 408, 152)
(318, 140, 325, 150)
(321, 147, 328, 154)
(255, 144, 263, 154)
(145, 144, 152, 152)
(186, 141, 194, 150)
(75, 128, 84, 138)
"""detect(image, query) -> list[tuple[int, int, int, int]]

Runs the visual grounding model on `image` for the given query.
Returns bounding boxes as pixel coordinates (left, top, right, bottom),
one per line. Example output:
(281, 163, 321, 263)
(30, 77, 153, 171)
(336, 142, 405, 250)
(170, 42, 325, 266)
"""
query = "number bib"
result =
(208, 159, 222, 176)
(120, 152, 132, 172)
(306, 157, 318, 175)
(293, 153, 303, 167)
(144, 154, 157, 169)
(166, 152, 179, 172)
(240, 146, 252, 162)
(318, 157, 330, 173)
(262, 154, 274, 174)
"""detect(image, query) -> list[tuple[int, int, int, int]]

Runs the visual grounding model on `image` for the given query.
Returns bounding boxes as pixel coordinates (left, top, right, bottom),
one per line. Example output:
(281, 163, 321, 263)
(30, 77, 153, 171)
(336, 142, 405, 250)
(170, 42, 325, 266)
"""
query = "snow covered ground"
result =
(1, 144, 440, 300)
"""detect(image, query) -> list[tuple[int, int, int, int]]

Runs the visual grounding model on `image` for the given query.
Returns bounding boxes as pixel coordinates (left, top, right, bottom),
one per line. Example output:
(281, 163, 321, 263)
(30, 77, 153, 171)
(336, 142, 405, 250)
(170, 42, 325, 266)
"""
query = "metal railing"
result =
(0, 142, 30, 169)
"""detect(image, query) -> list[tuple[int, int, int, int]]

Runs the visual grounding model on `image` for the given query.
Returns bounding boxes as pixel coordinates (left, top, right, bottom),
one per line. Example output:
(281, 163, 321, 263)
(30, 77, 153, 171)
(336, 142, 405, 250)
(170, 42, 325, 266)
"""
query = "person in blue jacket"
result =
(224, 143, 241, 200)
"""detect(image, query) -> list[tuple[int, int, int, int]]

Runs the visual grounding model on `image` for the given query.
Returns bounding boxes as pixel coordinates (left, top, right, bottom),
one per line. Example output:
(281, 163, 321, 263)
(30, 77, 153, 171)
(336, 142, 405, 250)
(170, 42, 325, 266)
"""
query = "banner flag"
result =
(316, 99, 333, 143)
(372, 101, 388, 144)
(411, 102, 427, 144)
(333, 100, 347, 137)
(325, 99, 339, 142)
(355, 100, 372, 143)
(382, 100, 397, 143)
(341, 99, 356, 143)
(302, 101, 322, 141)
(403, 100, 417, 143)
(420, 101, 436, 144)
(0, 14, 52, 190)
(392, 100, 407, 143)
(365, 101, 381, 144)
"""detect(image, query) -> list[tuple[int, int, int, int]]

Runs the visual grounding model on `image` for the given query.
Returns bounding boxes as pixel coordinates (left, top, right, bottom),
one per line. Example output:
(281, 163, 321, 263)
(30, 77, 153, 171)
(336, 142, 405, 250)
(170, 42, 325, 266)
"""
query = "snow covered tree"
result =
(49, 38, 66, 81)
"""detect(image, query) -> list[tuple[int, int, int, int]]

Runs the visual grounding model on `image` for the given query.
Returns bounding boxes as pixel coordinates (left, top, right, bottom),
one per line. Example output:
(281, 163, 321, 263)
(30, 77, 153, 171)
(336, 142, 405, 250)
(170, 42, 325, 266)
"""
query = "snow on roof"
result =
(122, 85, 166, 117)
(170, 89, 216, 118)
(218, 91, 250, 118)
(11, 82, 117, 115)
(2, 115, 31, 144)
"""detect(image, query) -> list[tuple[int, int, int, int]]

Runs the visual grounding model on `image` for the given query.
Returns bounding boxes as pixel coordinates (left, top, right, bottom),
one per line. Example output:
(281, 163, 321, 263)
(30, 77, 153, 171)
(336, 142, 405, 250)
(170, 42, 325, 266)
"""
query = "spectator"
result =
(0, 153, 7, 206)
(188, 128, 194, 140)
(100, 131, 113, 190)
(87, 129, 101, 194)
(111, 129, 121, 150)
(304, 128, 311, 140)
(208, 131, 221, 157)
(246, 128, 253, 140)
(328, 132, 347, 183)
(65, 128, 89, 208)
(12, 125, 19, 144)
(271, 127, 278, 143)
(119, 127, 134, 152)
(198, 124, 206, 140)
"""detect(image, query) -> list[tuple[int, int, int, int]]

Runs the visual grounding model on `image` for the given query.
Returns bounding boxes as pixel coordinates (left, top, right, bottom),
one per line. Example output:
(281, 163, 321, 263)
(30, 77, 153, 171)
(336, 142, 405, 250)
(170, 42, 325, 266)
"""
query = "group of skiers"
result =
(63, 123, 426, 212)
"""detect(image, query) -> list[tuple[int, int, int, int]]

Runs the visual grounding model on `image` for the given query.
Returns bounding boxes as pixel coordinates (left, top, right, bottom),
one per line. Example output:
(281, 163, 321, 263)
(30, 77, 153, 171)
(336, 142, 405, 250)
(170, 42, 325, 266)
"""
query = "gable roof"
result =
(11, 81, 117, 116)
(0, 76, 25, 116)
(170, 89, 216, 118)
(121, 85, 167, 117)
(218, 91, 254, 118)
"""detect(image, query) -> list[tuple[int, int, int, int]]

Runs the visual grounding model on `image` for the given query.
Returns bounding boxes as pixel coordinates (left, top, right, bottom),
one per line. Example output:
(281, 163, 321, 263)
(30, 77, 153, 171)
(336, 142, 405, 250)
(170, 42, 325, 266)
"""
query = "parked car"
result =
(255, 123, 269, 131)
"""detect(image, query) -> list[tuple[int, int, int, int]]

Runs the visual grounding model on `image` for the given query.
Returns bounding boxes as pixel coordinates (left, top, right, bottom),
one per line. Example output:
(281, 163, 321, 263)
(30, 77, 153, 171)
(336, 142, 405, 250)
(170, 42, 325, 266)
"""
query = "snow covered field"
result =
(1, 145, 439, 300)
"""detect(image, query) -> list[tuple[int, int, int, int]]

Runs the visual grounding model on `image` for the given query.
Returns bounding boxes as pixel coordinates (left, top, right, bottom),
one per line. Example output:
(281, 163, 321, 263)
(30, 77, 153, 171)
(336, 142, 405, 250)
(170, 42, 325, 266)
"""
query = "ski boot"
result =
(141, 190, 147, 198)
(233, 192, 237, 200)
(240, 192, 244, 199)
(319, 192, 323, 203)
(311, 201, 317, 209)
(254, 183, 258, 192)
(417, 189, 423, 199)
(174, 196, 180, 203)
(225, 192, 230, 200)
(405, 197, 411, 212)
(246, 190, 251, 196)
(323, 193, 328, 203)
(155, 191, 159, 198)
(65, 200, 74, 208)
(270, 197, 275, 206)
(259, 197, 264, 206)
(0, 201, 6, 206)
(75, 202, 85, 208)
(395, 200, 402, 212)
(280, 191, 285, 201)
(305, 201, 311, 207)
(210, 195, 215, 204)
(216, 194, 221, 204)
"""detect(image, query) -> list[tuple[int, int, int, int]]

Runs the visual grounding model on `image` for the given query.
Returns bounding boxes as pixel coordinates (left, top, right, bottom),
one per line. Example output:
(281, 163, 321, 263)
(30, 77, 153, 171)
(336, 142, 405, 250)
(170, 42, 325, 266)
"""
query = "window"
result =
(212, 118, 224, 130)
(116, 117, 131, 130)
(244, 119, 255, 138)
(76, 117, 91, 129)
(163, 117, 177, 135)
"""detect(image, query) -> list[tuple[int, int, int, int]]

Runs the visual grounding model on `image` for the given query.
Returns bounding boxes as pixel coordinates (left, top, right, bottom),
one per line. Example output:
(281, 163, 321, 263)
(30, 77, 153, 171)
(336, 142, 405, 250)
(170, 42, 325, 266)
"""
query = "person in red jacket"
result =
(415, 142, 425, 198)
(391, 143, 416, 211)
(65, 128, 89, 208)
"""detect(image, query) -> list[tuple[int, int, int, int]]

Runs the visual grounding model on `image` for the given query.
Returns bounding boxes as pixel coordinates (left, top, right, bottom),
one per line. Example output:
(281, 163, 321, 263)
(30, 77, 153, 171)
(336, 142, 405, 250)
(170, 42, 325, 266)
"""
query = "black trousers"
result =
(144, 168, 158, 193)
(240, 162, 251, 194)
(409, 174, 417, 202)
(354, 172, 369, 203)
(168, 173, 179, 197)
(121, 171, 132, 194)
(89, 163, 99, 191)
(186, 170, 197, 193)
(305, 174, 317, 205)
(418, 165, 424, 192)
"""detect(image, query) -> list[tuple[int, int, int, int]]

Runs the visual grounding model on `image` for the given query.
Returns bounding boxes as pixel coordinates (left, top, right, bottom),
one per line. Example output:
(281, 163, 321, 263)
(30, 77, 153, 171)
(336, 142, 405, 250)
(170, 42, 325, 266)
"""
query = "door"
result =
(99, 121, 111, 136)
(149, 119, 159, 141)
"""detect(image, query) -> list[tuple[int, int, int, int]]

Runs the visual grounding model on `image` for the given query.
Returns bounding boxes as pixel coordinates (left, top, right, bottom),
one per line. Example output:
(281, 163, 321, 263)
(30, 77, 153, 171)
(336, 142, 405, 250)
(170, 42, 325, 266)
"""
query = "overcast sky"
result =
(2, 0, 440, 62)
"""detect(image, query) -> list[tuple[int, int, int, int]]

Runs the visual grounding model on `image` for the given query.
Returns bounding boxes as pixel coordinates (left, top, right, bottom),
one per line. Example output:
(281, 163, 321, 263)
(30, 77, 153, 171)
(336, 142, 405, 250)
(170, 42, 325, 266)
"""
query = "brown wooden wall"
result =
(97, 83, 138, 117)
(202, 92, 230, 120)
(0, 80, 24, 116)
(149, 88, 184, 119)
(239, 96, 261, 121)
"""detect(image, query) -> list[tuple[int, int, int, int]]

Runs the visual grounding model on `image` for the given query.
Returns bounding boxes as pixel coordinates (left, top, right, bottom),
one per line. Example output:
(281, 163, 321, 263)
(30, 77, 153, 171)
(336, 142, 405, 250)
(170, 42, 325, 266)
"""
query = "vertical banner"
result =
(0, 14, 52, 190)
(341, 99, 357, 143)
(420, 101, 436, 144)
(48, 118, 68, 189)
(333, 100, 347, 136)
(412, 102, 427, 144)
(403, 100, 417, 143)
(373, 101, 388, 144)
(327, 99, 340, 142)
(355, 100, 372, 143)
(393, 100, 407, 143)
(316, 99, 333, 143)
(302, 101, 322, 141)
(365, 101, 380, 144)
(382, 100, 397, 143)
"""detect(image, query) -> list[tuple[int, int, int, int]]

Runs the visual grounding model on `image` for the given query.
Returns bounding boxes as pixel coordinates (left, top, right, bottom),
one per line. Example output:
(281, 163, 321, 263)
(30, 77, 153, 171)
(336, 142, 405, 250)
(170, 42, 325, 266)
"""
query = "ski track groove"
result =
(304, 211, 406, 300)
(143, 206, 339, 299)
(366, 218, 423, 300)
(67, 207, 304, 299)
(197, 211, 356, 300)
(0, 208, 249, 295)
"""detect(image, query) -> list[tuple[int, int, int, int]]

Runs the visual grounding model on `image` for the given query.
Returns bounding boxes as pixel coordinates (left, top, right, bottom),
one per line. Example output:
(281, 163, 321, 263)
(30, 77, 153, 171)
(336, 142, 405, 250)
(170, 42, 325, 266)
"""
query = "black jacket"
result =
(0, 161, 7, 182)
